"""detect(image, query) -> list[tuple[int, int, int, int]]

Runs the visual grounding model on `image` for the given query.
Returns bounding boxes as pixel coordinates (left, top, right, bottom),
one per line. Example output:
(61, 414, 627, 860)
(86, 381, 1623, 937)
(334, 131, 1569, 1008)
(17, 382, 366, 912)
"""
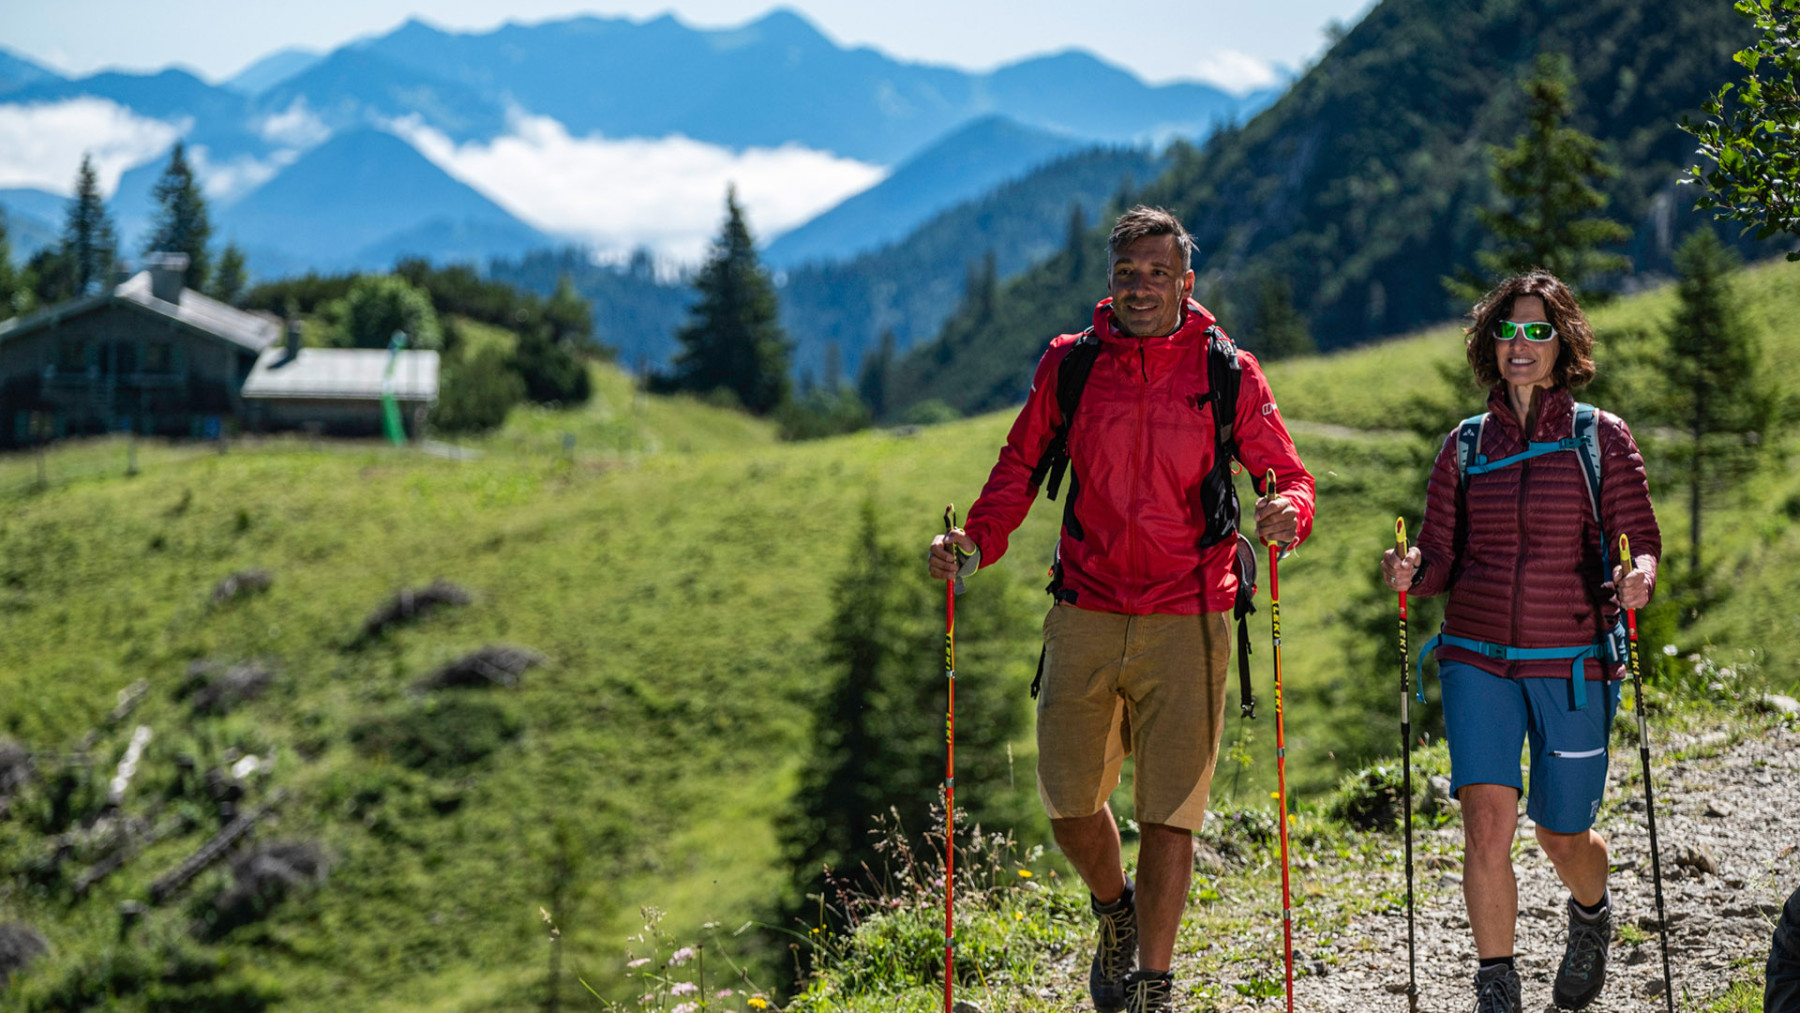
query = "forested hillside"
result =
(885, 0, 1767, 419)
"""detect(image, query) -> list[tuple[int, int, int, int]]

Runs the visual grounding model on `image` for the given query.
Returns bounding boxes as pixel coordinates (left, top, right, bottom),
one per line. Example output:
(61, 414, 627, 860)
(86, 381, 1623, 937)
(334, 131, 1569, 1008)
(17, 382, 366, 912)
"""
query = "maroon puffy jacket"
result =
(1413, 386, 1661, 682)
(963, 299, 1315, 615)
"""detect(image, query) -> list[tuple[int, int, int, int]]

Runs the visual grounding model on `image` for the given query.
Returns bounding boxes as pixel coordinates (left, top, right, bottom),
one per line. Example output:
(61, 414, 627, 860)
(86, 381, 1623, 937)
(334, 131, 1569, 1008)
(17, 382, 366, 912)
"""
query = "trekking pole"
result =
(1265, 471, 1295, 1013)
(1621, 534, 1676, 1013)
(1395, 518, 1419, 1013)
(941, 505, 965, 1013)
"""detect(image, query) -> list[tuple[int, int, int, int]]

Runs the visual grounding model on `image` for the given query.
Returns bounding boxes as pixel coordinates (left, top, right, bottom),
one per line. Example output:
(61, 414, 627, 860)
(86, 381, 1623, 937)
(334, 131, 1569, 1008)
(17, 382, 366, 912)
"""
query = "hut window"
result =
(145, 341, 173, 373)
(57, 340, 87, 371)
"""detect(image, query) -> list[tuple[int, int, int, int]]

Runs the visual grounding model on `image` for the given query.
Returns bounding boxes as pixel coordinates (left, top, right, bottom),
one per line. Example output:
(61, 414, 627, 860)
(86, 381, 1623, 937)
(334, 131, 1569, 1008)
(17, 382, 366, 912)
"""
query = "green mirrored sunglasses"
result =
(1496, 320, 1557, 342)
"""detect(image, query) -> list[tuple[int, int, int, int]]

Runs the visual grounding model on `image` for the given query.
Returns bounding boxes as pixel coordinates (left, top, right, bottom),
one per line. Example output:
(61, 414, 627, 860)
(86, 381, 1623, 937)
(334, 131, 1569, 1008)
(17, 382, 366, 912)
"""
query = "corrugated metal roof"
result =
(0, 271, 281, 353)
(240, 347, 440, 402)
(113, 272, 281, 352)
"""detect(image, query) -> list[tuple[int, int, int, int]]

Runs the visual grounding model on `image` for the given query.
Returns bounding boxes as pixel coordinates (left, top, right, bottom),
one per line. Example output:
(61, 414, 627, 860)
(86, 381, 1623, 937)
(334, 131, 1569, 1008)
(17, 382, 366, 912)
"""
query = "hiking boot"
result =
(1122, 969, 1174, 1013)
(1553, 896, 1611, 1009)
(1472, 962, 1522, 1013)
(1088, 882, 1137, 1011)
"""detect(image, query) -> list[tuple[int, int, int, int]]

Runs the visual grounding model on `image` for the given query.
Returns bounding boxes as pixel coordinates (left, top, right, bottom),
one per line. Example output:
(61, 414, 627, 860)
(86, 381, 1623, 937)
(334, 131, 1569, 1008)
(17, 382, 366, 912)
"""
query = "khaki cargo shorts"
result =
(1035, 604, 1231, 831)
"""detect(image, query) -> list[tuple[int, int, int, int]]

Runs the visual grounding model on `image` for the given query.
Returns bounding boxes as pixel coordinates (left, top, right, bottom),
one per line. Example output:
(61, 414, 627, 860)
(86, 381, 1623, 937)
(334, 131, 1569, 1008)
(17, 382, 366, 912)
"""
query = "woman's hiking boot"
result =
(1553, 895, 1611, 1009)
(1122, 969, 1173, 1013)
(1472, 962, 1522, 1013)
(1089, 882, 1137, 1011)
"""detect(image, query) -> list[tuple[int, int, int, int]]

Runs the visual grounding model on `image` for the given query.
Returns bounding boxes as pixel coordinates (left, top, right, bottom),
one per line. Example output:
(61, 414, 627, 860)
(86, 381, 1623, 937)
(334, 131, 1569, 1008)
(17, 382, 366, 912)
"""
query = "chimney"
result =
(147, 252, 189, 305)
(285, 320, 302, 362)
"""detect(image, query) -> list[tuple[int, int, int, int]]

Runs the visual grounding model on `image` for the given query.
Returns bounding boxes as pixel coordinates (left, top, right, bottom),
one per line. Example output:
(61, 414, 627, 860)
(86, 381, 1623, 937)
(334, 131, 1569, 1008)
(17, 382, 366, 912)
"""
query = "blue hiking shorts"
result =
(1439, 660, 1621, 834)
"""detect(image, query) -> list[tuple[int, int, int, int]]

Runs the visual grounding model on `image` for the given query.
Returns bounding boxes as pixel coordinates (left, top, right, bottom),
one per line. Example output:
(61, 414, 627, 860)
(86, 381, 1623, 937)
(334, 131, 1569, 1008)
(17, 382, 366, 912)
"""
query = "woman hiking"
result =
(1380, 271, 1660, 1013)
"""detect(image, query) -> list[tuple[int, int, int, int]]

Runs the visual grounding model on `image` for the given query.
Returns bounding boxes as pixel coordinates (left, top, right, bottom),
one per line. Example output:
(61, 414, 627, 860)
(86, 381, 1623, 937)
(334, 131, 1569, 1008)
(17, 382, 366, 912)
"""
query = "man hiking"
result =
(928, 206, 1315, 1013)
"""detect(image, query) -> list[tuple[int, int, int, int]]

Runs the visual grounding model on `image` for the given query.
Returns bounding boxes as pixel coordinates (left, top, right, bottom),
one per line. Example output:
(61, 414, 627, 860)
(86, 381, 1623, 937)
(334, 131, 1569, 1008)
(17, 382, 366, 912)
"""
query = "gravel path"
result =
(1280, 722, 1800, 1011)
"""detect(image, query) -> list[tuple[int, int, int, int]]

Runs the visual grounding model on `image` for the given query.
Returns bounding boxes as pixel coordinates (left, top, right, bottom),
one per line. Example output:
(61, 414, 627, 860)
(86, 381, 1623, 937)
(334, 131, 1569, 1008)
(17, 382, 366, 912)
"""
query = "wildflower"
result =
(627, 958, 651, 969)
(639, 995, 656, 1006)
(1662, 644, 1678, 657)
(671, 982, 699, 997)
(1015, 912, 1024, 920)
(670, 947, 696, 965)
(809, 927, 821, 935)
(749, 998, 769, 1010)
(1017, 869, 1033, 879)
(716, 989, 735, 999)
(674, 1003, 698, 1013)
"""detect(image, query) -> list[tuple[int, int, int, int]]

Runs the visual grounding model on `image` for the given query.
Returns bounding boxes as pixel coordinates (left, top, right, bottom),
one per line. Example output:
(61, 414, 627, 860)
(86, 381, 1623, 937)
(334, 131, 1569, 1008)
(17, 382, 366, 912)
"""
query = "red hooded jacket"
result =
(963, 299, 1315, 615)
(1412, 386, 1661, 681)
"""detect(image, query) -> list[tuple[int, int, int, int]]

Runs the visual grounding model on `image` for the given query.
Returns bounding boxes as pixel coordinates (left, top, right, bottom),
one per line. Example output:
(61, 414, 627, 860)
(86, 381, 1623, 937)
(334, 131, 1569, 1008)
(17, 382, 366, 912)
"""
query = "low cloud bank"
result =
(0, 97, 183, 195)
(393, 111, 887, 263)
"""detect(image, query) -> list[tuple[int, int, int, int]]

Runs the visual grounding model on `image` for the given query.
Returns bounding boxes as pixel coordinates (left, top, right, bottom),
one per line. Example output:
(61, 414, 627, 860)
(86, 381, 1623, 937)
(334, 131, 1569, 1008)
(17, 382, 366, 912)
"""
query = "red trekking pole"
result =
(941, 505, 964, 1013)
(1265, 471, 1295, 1013)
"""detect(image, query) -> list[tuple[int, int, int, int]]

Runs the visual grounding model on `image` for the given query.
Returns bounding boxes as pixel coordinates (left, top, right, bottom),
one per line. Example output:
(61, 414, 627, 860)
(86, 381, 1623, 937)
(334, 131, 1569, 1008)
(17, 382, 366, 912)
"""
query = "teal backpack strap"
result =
(1454, 413, 1487, 482)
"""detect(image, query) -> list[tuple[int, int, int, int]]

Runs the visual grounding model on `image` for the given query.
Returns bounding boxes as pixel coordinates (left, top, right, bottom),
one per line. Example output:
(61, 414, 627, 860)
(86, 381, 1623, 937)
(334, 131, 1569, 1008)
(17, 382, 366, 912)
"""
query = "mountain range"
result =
(0, 9, 1271, 280)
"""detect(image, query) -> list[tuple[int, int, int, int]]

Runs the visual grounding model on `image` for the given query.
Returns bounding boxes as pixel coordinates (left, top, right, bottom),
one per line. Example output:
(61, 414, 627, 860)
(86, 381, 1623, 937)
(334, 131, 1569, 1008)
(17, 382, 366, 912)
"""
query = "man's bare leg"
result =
(1052, 806, 1128, 904)
(1133, 822, 1194, 971)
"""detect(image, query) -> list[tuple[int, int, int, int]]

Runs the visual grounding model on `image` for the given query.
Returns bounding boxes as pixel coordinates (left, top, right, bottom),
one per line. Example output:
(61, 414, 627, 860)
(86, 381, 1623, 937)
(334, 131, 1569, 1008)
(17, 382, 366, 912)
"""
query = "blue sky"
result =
(3, 0, 1375, 92)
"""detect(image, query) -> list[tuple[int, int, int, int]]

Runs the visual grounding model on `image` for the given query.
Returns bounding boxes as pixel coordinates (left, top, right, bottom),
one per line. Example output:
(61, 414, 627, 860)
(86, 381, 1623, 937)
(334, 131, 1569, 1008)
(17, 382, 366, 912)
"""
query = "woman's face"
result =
(1494, 294, 1559, 392)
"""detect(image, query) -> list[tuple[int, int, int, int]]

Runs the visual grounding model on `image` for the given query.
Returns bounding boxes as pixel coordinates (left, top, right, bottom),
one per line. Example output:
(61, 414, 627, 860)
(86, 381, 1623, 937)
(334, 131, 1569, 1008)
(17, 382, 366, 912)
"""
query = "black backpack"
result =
(1028, 326, 1267, 718)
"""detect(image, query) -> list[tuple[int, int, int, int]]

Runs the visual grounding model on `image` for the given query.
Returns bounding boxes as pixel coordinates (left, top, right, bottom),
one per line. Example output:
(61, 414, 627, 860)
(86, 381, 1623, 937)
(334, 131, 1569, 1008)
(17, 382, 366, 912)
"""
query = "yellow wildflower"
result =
(749, 998, 769, 1010)
(1017, 869, 1033, 878)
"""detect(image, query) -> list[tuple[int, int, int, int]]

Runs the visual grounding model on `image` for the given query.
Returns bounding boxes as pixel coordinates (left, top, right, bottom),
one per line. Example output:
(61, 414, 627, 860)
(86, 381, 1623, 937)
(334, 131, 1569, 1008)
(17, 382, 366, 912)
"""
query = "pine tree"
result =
(1252, 273, 1316, 361)
(208, 243, 248, 305)
(1663, 228, 1778, 573)
(63, 155, 118, 295)
(856, 329, 895, 420)
(670, 189, 792, 414)
(1449, 53, 1631, 303)
(145, 141, 212, 289)
(781, 501, 1036, 930)
(0, 212, 19, 319)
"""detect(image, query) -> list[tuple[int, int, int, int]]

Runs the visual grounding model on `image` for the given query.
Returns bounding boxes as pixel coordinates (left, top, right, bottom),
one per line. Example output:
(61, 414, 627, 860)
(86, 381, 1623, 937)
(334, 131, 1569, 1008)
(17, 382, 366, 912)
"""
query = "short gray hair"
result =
(1108, 206, 1193, 268)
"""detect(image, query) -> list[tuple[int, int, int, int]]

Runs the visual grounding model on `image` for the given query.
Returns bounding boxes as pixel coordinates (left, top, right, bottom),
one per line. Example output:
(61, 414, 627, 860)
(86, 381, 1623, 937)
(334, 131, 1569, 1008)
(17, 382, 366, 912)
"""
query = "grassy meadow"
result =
(0, 260, 1796, 1009)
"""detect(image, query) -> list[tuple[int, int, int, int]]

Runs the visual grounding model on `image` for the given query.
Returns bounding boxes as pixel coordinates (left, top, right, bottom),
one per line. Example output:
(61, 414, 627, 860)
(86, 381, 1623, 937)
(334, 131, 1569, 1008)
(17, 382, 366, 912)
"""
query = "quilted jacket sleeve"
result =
(1599, 411, 1660, 596)
(1409, 430, 1464, 599)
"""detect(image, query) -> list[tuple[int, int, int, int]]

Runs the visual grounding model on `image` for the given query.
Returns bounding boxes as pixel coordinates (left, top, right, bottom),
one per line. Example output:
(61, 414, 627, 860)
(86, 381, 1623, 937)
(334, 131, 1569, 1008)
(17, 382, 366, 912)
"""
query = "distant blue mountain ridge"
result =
(351, 9, 1265, 163)
(211, 128, 551, 274)
(0, 11, 1279, 277)
(223, 48, 323, 95)
(763, 115, 1090, 269)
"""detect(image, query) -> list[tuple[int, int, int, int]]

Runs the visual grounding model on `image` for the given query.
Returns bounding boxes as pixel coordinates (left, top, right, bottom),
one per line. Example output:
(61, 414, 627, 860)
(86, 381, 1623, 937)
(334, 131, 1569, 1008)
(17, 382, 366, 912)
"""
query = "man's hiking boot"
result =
(1088, 882, 1137, 1011)
(1472, 962, 1522, 1013)
(1553, 896, 1612, 1009)
(1122, 969, 1174, 1013)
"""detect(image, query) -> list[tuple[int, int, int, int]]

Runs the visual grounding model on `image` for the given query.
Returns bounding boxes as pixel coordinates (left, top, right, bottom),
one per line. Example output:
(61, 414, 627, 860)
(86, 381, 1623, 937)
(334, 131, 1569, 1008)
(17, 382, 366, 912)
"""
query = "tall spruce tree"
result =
(1450, 53, 1631, 302)
(781, 501, 1036, 931)
(145, 141, 212, 289)
(208, 243, 248, 305)
(670, 189, 791, 414)
(1663, 228, 1777, 573)
(63, 154, 118, 296)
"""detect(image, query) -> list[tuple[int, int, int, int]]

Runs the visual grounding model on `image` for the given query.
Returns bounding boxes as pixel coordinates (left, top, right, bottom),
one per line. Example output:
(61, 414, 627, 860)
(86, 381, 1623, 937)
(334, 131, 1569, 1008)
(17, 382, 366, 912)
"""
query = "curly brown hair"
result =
(1464, 272, 1597, 389)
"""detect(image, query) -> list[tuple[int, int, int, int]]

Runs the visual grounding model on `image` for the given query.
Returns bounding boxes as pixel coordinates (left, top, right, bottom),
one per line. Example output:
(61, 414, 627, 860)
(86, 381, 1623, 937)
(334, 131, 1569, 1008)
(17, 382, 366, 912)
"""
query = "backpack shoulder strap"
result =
(1454, 412, 1488, 483)
(1204, 326, 1243, 461)
(1571, 402, 1609, 568)
(1027, 328, 1099, 500)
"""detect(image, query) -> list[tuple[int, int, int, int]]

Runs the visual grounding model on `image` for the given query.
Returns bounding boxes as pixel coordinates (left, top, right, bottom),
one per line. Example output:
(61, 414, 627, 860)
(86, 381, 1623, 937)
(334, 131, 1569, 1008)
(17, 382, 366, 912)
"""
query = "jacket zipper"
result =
(1127, 349, 1146, 611)
(1512, 426, 1529, 650)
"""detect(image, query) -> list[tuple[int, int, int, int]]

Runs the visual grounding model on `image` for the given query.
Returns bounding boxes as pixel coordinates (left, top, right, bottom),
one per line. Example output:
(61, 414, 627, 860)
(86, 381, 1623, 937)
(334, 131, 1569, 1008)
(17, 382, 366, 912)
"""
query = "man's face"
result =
(1107, 234, 1195, 337)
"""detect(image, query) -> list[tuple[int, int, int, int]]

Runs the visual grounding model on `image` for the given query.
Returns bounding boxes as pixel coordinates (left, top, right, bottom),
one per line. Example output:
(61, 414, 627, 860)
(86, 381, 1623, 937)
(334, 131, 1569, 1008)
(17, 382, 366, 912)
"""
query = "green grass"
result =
(1, 260, 1798, 1010)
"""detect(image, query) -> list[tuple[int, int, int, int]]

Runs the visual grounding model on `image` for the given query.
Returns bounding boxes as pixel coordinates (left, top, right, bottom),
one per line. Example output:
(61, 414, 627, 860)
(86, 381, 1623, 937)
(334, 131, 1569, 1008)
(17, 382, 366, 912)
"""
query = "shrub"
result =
(350, 698, 520, 775)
